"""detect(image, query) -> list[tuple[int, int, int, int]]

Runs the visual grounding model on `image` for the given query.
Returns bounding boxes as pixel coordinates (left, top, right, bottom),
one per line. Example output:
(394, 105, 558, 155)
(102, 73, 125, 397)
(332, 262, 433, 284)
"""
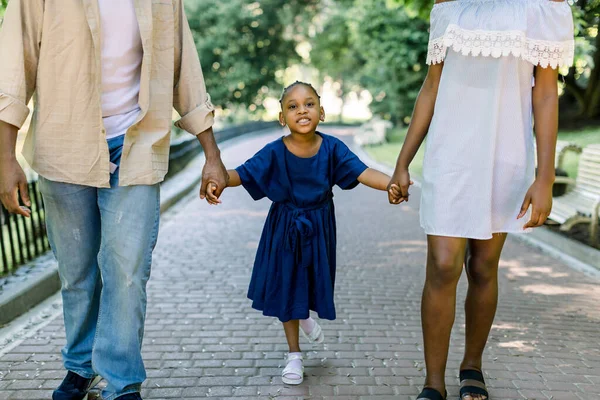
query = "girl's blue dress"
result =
(236, 132, 368, 322)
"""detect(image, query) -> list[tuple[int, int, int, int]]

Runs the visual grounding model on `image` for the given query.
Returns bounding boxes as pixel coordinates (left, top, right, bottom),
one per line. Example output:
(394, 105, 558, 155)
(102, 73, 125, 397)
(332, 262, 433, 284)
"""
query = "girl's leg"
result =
(300, 317, 325, 343)
(282, 320, 303, 382)
(422, 235, 468, 396)
(460, 234, 507, 400)
(283, 320, 301, 353)
(299, 318, 315, 333)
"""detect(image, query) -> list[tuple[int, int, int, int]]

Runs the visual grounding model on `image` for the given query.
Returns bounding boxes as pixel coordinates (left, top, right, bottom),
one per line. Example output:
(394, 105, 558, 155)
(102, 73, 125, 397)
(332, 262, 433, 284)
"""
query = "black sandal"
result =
(417, 387, 447, 400)
(459, 369, 488, 399)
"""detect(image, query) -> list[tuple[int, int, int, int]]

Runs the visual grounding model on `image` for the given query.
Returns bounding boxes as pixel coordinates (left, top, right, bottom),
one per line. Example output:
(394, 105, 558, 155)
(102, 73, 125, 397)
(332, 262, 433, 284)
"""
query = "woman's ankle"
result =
(424, 376, 446, 394)
(460, 360, 483, 372)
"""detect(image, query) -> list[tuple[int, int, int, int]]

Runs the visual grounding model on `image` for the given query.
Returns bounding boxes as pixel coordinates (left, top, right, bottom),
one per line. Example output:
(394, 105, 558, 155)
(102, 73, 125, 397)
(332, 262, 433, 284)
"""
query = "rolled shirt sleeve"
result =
(172, 0, 215, 136)
(0, 0, 43, 128)
(0, 94, 30, 129)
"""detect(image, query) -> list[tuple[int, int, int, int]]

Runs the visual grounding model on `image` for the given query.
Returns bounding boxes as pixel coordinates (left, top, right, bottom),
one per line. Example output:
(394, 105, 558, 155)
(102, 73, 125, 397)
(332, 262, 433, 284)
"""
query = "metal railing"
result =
(0, 121, 279, 276)
(166, 120, 278, 179)
(0, 180, 51, 275)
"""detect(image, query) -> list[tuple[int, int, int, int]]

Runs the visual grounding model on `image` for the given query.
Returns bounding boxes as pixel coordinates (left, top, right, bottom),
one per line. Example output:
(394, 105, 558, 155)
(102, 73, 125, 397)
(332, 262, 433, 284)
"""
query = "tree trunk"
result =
(560, 0, 600, 122)
(582, 31, 600, 119)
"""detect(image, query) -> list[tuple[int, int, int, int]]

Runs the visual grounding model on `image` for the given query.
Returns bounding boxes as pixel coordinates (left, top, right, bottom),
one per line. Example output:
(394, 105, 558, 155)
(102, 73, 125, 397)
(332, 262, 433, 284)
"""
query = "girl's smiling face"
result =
(279, 84, 325, 135)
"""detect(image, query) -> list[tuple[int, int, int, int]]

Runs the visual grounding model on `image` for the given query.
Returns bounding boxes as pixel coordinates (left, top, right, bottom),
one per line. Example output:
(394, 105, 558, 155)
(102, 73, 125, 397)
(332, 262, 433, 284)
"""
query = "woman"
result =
(387, 1, 575, 399)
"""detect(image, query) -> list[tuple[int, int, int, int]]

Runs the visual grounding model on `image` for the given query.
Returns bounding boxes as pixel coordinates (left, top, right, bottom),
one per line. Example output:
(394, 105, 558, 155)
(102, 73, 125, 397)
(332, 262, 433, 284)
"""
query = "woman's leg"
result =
(422, 235, 468, 395)
(460, 234, 507, 400)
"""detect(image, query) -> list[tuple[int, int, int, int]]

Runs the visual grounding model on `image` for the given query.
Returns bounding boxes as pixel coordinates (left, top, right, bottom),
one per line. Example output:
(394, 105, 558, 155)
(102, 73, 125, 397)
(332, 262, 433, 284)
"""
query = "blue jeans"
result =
(39, 135, 160, 400)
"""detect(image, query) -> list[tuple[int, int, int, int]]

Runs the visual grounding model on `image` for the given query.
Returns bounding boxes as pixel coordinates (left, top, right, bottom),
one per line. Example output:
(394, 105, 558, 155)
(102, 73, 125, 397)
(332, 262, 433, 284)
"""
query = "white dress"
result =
(420, 0, 575, 239)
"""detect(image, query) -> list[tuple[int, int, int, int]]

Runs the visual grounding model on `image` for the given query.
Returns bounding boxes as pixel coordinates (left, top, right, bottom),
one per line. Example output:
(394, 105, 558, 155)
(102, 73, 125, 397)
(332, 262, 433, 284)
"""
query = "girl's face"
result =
(279, 85, 325, 135)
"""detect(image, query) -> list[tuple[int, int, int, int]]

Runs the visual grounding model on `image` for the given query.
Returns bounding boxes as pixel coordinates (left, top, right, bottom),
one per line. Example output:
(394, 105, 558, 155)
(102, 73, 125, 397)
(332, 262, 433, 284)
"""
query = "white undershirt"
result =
(98, 0, 143, 140)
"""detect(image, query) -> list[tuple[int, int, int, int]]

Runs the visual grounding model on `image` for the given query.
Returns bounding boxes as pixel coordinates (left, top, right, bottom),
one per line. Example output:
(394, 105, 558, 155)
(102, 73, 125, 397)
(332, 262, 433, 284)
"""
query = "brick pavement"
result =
(0, 128, 599, 399)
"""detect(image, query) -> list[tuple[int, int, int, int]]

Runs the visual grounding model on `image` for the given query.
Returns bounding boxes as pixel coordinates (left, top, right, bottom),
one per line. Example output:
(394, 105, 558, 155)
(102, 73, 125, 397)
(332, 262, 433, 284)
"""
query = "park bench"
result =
(534, 139, 582, 169)
(355, 117, 392, 146)
(548, 143, 600, 246)
(534, 140, 582, 196)
(554, 140, 582, 170)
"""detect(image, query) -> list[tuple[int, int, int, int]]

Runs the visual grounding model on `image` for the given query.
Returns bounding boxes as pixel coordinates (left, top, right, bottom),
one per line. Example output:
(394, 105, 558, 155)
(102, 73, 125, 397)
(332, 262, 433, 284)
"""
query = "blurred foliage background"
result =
(0, 0, 598, 128)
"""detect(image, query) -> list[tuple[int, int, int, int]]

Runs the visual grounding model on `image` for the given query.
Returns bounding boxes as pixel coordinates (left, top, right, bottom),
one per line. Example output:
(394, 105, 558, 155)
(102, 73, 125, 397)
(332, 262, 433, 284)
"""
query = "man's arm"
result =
(171, 0, 227, 199)
(195, 125, 229, 200)
(0, 0, 44, 217)
(0, 121, 30, 217)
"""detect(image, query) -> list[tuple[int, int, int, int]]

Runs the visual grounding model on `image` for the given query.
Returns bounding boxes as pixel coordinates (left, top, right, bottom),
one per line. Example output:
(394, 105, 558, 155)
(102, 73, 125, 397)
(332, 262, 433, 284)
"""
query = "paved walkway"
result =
(0, 129, 599, 400)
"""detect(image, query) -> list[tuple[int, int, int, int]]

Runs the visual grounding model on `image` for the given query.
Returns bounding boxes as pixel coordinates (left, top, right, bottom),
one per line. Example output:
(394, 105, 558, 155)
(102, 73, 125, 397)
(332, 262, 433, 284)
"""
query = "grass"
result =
(363, 127, 425, 177)
(365, 126, 600, 180)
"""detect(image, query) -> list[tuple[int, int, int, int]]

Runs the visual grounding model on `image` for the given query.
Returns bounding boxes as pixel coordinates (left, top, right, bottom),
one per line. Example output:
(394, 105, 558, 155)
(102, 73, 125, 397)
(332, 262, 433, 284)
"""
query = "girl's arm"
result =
(205, 169, 241, 205)
(227, 169, 242, 187)
(518, 66, 559, 228)
(388, 63, 443, 202)
(357, 168, 391, 191)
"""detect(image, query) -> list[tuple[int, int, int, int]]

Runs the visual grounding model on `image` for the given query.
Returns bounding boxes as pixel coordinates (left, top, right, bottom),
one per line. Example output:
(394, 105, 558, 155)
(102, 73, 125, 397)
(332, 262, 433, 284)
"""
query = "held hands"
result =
(0, 158, 31, 217)
(518, 179, 553, 229)
(200, 156, 228, 205)
(205, 182, 221, 205)
(387, 168, 413, 205)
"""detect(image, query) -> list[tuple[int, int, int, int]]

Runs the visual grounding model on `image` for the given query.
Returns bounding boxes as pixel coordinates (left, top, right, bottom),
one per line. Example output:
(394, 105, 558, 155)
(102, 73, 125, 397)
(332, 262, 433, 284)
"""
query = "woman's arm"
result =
(357, 168, 391, 191)
(395, 63, 443, 172)
(388, 63, 443, 203)
(518, 66, 559, 228)
(532, 67, 559, 185)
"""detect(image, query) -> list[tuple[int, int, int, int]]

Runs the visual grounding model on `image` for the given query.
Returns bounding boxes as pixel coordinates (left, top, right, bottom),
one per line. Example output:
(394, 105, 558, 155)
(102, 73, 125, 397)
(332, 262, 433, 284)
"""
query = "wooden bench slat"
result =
(549, 143, 600, 244)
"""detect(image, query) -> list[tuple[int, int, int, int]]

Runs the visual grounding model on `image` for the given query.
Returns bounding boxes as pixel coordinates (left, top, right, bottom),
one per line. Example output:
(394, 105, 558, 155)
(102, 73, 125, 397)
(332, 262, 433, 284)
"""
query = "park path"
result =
(0, 128, 599, 399)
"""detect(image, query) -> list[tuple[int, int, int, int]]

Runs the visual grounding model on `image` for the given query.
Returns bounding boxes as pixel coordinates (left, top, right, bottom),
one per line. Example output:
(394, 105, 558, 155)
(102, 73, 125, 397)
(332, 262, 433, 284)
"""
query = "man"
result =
(0, 1, 228, 399)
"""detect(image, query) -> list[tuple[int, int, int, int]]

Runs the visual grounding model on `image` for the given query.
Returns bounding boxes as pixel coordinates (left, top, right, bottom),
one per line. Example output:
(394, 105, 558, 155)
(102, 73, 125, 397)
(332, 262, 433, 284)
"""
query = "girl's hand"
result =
(388, 184, 403, 204)
(387, 168, 413, 204)
(205, 182, 222, 205)
(518, 179, 553, 228)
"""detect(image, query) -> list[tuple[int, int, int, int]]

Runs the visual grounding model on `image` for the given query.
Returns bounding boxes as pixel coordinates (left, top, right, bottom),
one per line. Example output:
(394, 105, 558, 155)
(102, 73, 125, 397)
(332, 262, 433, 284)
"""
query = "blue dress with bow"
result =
(236, 133, 368, 322)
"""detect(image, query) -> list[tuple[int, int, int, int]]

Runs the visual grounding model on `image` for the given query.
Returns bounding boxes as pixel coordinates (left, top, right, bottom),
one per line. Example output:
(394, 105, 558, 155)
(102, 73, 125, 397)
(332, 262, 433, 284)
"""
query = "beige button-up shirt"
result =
(0, 0, 214, 187)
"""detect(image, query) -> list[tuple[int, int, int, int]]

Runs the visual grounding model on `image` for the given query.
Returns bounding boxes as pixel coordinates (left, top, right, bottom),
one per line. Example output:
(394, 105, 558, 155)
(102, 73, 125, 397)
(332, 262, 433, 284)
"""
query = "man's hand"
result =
(199, 155, 228, 201)
(0, 158, 31, 217)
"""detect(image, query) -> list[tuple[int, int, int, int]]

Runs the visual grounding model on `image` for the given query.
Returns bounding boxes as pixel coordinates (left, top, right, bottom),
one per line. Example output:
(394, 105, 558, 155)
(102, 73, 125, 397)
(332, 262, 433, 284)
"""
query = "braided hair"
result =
(279, 81, 321, 105)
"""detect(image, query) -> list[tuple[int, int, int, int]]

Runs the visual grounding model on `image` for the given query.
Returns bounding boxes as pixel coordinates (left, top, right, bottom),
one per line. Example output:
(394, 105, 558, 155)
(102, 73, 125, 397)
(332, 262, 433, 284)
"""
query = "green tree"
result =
(310, 0, 429, 124)
(398, 0, 600, 123)
(353, 1, 429, 124)
(310, 12, 363, 122)
(563, 0, 600, 121)
(0, 0, 7, 21)
(185, 0, 319, 118)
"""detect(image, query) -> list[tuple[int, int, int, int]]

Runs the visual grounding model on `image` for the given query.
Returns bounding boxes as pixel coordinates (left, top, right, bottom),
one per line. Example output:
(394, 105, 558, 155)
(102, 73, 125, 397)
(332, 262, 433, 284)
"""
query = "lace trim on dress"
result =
(426, 24, 575, 68)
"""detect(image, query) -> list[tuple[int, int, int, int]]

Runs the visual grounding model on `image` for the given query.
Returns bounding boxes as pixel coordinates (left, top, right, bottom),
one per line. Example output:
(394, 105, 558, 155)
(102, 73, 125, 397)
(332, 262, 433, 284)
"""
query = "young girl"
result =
(387, 1, 574, 399)
(207, 81, 399, 385)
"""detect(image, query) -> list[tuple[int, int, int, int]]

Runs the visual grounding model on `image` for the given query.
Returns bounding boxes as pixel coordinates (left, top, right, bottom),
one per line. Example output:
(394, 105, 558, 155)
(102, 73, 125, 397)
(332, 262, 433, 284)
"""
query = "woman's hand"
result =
(518, 179, 554, 228)
(387, 167, 412, 205)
